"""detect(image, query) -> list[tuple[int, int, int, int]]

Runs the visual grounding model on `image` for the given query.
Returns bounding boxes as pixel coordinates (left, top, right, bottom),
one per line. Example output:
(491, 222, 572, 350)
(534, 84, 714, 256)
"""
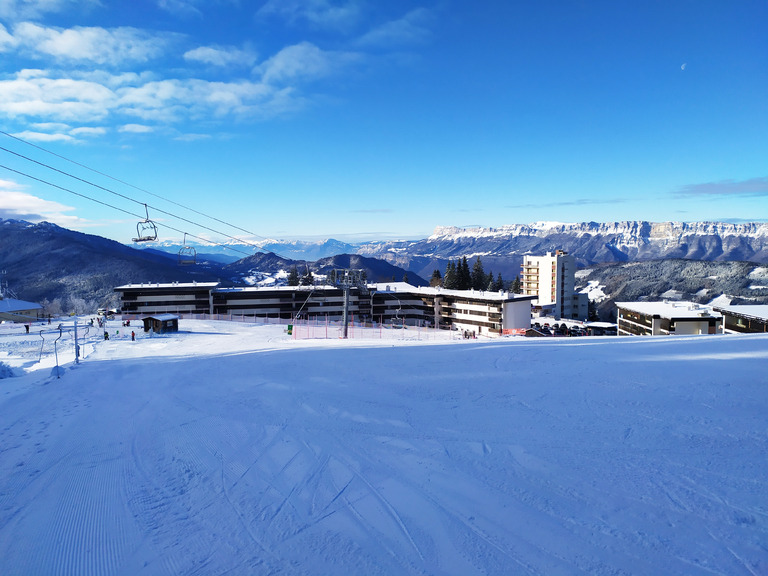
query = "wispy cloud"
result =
(119, 123, 153, 133)
(258, 0, 361, 31)
(505, 198, 627, 209)
(256, 42, 361, 85)
(184, 45, 257, 68)
(675, 177, 768, 197)
(0, 0, 100, 21)
(356, 8, 433, 48)
(8, 22, 172, 65)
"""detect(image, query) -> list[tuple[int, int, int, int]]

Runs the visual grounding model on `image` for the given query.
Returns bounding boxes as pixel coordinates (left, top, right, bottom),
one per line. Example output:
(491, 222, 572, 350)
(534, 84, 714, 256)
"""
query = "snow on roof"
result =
(143, 313, 179, 321)
(0, 298, 42, 312)
(116, 282, 220, 289)
(616, 301, 720, 319)
(214, 282, 534, 302)
(712, 304, 768, 321)
(369, 282, 535, 302)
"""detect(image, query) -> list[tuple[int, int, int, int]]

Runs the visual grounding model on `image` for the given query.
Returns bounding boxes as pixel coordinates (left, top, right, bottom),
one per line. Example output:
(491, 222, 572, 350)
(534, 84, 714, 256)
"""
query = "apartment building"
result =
(521, 250, 588, 320)
(616, 301, 722, 336)
(115, 282, 535, 337)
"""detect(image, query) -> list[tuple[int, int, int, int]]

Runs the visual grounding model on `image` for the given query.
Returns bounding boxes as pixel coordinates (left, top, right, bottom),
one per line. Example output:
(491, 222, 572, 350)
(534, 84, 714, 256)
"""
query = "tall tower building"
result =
(521, 250, 584, 319)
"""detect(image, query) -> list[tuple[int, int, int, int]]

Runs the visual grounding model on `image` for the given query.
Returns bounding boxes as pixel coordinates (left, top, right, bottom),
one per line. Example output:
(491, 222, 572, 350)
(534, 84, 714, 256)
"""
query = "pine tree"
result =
(287, 266, 300, 286)
(458, 257, 471, 290)
(486, 269, 495, 291)
(403, 272, 409, 284)
(494, 272, 504, 291)
(443, 261, 457, 289)
(430, 269, 443, 287)
(511, 275, 521, 294)
(471, 257, 486, 290)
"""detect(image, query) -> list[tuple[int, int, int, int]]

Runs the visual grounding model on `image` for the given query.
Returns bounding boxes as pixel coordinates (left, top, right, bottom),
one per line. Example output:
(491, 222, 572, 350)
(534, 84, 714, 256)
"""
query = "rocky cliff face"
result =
(356, 221, 768, 279)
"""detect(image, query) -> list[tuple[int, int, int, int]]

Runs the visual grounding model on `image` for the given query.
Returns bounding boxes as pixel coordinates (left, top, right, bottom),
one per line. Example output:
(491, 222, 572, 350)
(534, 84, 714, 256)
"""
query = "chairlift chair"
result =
(178, 233, 196, 265)
(132, 204, 158, 242)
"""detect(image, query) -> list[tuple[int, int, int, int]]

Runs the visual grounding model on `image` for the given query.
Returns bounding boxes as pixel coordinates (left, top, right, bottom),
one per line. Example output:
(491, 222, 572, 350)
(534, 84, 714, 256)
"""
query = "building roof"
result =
(116, 282, 220, 290)
(0, 298, 42, 313)
(213, 282, 536, 303)
(369, 282, 537, 303)
(616, 301, 720, 319)
(712, 304, 768, 321)
(142, 314, 180, 322)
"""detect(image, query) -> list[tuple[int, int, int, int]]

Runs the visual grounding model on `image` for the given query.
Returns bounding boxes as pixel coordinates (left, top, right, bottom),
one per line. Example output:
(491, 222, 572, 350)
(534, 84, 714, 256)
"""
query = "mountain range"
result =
(3, 218, 768, 318)
(141, 220, 768, 282)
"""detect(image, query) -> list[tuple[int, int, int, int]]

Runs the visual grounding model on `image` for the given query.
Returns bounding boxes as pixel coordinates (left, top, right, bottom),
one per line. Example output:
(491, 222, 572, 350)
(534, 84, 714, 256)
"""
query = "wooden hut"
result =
(141, 314, 179, 334)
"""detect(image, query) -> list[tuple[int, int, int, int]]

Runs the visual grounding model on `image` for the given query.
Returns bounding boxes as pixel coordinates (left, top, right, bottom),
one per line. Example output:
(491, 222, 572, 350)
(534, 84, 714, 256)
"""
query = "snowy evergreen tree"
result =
(511, 275, 521, 294)
(430, 269, 443, 287)
(471, 257, 486, 290)
(287, 266, 300, 286)
(443, 262, 457, 289)
(458, 257, 471, 290)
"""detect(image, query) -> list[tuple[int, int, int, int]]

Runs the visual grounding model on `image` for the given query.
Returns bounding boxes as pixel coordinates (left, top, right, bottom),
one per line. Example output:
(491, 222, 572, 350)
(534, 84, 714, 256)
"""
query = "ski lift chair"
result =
(178, 233, 196, 265)
(132, 204, 158, 242)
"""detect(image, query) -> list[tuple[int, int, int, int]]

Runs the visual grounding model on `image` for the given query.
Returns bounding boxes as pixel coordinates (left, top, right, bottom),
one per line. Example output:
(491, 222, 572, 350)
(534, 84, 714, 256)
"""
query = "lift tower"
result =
(331, 269, 368, 338)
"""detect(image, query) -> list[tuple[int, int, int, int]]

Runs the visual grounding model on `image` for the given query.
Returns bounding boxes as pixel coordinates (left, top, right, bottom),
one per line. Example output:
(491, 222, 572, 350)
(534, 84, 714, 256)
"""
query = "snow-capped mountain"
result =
(356, 221, 768, 280)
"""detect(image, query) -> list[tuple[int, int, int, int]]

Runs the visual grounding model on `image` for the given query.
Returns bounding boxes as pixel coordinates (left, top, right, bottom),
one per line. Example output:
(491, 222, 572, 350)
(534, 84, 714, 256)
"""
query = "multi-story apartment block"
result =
(521, 250, 587, 320)
(115, 282, 536, 337)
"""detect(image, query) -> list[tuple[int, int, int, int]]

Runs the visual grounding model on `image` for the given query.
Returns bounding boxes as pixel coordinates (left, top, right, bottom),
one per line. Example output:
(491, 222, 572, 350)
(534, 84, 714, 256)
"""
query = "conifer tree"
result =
(486, 269, 495, 291)
(471, 257, 486, 290)
(430, 269, 442, 287)
(458, 257, 471, 290)
(300, 268, 314, 286)
(443, 261, 457, 289)
(287, 266, 300, 286)
(403, 272, 409, 284)
(511, 274, 521, 294)
(495, 272, 504, 291)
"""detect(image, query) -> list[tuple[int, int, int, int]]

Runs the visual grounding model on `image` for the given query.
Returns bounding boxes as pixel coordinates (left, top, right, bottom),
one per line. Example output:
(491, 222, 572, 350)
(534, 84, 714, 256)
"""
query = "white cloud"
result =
(12, 22, 171, 65)
(0, 72, 116, 121)
(69, 126, 106, 136)
(156, 0, 203, 18)
(0, 22, 17, 50)
(257, 41, 360, 85)
(0, 188, 84, 227)
(258, 0, 361, 31)
(184, 45, 257, 68)
(10, 130, 75, 142)
(0, 0, 100, 21)
(119, 123, 154, 133)
(356, 8, 432, 47)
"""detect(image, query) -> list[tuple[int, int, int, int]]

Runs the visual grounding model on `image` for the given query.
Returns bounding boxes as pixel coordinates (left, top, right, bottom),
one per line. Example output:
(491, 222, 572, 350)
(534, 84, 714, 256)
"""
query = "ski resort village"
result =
(2, 246, 768, 575)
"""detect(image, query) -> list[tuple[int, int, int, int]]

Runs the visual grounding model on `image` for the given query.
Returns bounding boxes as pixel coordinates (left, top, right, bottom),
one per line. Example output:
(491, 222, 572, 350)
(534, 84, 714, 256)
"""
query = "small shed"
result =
(142, 314, 179, 334)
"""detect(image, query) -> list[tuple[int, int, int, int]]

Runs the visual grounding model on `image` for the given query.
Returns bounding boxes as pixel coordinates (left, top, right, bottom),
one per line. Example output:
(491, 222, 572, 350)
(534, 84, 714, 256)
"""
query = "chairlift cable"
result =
(0, 145, 267, 253)
(0, 130, 269, 240)
(0, 163, 254, 258)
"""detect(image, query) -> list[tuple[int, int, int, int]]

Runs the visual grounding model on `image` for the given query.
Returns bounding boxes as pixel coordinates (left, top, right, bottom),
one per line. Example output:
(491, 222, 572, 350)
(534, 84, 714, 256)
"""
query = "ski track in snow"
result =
(1, 320, 767, 575)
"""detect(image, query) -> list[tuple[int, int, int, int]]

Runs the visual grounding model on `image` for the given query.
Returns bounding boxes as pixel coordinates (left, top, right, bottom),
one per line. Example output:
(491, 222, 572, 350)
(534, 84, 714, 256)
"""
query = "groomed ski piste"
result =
(1, 318, 766, 575)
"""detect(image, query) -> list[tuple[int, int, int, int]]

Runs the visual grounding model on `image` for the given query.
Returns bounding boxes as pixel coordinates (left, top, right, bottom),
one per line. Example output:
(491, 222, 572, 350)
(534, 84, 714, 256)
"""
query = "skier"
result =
(131, 331, 135, 341)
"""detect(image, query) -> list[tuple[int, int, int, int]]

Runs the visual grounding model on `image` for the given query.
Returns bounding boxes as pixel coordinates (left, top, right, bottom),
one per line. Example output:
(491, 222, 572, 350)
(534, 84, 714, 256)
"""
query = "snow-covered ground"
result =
(1, 319, 767, 575)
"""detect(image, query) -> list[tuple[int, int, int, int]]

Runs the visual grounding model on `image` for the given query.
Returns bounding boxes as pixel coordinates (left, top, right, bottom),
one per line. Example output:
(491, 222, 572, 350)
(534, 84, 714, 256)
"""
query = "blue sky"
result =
(0, 0, 766, 245)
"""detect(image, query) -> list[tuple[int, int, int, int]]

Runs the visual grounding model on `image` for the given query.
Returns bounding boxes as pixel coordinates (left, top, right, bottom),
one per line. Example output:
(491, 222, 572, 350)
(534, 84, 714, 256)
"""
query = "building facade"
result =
(116, 282, 219, 315)
(712, 305, 768, 334)
(521, 250, 587, 320)
(616, 301, 722, 336)
(116, 282, 536, 337)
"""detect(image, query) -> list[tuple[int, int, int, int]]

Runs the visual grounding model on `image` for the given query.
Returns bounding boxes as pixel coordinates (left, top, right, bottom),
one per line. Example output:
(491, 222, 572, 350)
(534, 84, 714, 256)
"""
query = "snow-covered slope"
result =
(1, 320, 766, 575)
